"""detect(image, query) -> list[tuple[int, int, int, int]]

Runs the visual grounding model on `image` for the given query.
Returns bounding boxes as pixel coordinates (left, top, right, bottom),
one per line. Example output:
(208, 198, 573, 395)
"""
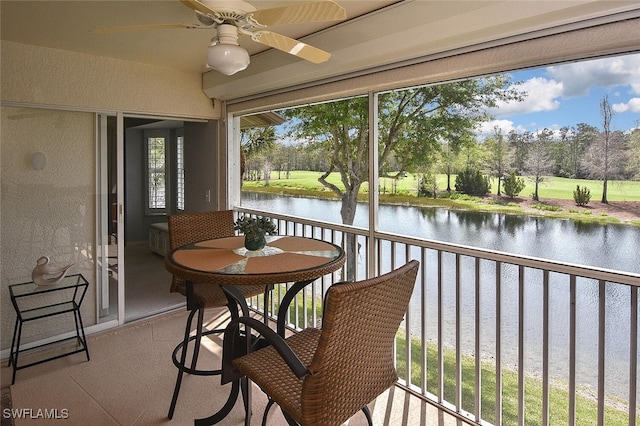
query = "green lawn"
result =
(244, 171, 640, 202)
(395, 333, 636, 425)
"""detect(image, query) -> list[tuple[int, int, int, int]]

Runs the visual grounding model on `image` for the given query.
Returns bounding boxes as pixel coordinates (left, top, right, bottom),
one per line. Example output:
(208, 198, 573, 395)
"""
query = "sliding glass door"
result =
(96, 113, 123, 325)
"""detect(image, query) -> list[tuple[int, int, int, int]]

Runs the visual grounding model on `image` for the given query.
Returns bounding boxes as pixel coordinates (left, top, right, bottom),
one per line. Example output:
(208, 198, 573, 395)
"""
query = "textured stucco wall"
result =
(1, 40, 217, 119)
(0, 40, 222, 351)
(1, 107, 95, 348)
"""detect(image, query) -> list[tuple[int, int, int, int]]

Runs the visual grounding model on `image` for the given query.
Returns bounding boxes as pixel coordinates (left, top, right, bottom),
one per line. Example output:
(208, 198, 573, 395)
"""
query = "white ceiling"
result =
(0, 0, 397, 73)
(2, 0, 640, 100)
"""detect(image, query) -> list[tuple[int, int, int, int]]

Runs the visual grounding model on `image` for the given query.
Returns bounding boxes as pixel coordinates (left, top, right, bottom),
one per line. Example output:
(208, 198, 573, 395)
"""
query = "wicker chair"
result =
(167, 210, 265, 419)
(222, 260, 420, 426)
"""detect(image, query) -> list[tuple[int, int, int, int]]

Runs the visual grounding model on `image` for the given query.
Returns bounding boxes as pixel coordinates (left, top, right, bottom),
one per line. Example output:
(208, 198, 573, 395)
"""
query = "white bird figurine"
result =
(31, 256, 74, 286)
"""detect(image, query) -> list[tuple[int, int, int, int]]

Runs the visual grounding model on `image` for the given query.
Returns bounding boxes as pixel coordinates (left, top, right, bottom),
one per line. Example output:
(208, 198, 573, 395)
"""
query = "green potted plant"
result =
(234, 215, 277, 251)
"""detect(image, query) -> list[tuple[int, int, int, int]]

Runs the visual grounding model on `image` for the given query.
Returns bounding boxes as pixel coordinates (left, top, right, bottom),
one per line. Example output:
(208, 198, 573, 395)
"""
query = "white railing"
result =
(235, 207, 640, 426)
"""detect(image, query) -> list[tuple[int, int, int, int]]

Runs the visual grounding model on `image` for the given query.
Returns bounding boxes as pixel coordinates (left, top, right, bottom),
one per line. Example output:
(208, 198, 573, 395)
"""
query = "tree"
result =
(572, 123, 599, 178)
(283, 77, 522, 279)
(549, 127, 572, 177)
(549, 124, 597, 179)
(524, 129, 553, 201)
(508, 130, 529, 174)
(587, 96, 626, 203)
(600, 95, 613, 204)
(626, 127, 640, 180)
(240, 126, 276, 183)
(458, 134, 485, 171)
(440, 130, 476, 192)
(503, 171, 525, 198)
(484, 126, 513, 196)
(455, 169, 491, 195)
(416, 157, 443, 198)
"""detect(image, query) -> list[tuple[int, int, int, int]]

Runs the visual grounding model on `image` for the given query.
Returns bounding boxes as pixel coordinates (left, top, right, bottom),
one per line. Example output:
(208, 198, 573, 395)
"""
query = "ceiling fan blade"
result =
(179, 0, 215, 15)
(253, 31, 331, 64)
(90, 23, 196, 34)
(250, 1, 346, 26)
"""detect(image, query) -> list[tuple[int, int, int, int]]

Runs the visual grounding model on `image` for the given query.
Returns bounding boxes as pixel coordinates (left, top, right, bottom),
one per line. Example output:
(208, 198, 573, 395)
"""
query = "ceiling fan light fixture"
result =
(207, 24, 250, 76)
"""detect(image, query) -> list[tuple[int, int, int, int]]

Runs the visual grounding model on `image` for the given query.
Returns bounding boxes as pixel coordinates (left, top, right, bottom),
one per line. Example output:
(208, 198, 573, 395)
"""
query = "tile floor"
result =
(2, 308, 459, 425)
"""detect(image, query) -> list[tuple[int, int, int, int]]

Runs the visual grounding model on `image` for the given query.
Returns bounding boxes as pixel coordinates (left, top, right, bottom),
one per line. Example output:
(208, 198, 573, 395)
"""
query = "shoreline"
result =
(242, 187, 640, 228)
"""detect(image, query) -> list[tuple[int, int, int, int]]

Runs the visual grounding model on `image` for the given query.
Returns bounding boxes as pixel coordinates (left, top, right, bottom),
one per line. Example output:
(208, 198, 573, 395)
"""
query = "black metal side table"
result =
(8, 273, 90, 384)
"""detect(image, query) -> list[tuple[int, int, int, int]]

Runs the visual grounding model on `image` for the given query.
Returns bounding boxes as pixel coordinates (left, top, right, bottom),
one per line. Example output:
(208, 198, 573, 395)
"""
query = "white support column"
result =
(368, 91, 379, 278)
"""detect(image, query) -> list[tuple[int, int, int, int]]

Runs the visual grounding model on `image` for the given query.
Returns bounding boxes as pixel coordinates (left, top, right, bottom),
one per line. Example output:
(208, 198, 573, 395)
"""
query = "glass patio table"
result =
(164, 235, 345, 425)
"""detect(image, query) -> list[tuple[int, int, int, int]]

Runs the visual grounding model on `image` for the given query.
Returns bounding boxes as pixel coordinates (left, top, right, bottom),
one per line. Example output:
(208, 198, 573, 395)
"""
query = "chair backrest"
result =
(167, 210, 235, 294)
(301, 260, 419, 425)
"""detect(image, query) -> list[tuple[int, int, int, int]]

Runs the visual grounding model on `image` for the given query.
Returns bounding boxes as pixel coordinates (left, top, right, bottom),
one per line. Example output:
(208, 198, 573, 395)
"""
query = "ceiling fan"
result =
(92, 0, 347, 75)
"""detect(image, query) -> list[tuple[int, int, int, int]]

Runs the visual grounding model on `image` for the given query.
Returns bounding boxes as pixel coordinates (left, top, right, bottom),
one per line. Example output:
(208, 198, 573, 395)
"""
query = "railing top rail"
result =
(374, 230, 640, 286)
(234, 206, 640, 287)
(234, 206, 370, 236)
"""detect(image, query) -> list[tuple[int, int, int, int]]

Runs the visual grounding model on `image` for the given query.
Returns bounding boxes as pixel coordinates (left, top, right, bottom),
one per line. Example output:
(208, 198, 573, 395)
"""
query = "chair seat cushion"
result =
(233, 328, 321, 422)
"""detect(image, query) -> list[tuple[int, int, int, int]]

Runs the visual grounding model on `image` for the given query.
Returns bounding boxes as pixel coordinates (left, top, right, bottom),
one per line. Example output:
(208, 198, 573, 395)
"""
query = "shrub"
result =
(455, 169, 491, 195)
(503, 172, 526, 198)
(417, 174, 437, 198)
(573, 185, 591, 206)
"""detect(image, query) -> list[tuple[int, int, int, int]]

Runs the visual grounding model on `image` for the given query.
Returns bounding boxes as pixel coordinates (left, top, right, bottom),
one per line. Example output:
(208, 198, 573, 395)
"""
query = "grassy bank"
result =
(242, 171, 640, 227)
(395, 333, 635, 425)
(244, 171, 640, 201)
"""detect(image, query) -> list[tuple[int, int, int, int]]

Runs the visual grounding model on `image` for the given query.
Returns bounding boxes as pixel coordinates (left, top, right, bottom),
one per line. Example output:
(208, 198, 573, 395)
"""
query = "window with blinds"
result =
(147, 136, 166, 212)
(176, 136, 184, 211)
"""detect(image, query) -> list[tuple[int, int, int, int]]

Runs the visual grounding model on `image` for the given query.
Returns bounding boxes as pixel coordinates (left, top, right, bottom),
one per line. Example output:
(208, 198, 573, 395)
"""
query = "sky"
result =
(275, 52, 640, 143)
(479, 52, 640, 137)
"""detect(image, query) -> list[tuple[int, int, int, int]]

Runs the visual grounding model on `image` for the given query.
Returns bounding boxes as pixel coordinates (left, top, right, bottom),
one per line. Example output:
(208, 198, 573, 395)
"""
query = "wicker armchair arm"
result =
(222, 316, 309, 384)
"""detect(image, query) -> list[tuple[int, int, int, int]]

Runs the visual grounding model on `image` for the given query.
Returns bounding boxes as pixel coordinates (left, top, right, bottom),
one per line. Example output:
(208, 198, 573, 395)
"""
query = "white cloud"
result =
(490, 77, 563, 117)
(546, 55, 640, 97)
(612, 97, 640, 113)
(476, 119, 527, 138)
(487, 54, 640, 122)
(477, 119, 567, 139)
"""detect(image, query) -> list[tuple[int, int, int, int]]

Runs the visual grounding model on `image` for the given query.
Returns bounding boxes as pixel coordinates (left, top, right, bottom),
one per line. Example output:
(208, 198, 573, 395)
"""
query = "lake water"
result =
(242, 192, 640, 399)
(242, 192, 639, 273)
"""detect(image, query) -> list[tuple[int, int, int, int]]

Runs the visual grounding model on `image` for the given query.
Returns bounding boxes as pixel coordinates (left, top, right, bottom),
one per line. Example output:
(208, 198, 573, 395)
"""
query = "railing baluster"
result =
(496, 260, 503, 426)
(598, 280, 606, 426)
(543, 270, 550, 426)
(475, 257, 481, 421)
(293, 282, 300, 329)
(391, 241, 397, 271)
(376, 236, 385, 278)
(456, 253, 462, 412)
(630, 285, 638, 426)
(437, 250, 444, 403)
(422, 247, 428, 396)
(569, 275, 577, 426)
(518, 265, 525, 426)
(405, 243, 412, 388)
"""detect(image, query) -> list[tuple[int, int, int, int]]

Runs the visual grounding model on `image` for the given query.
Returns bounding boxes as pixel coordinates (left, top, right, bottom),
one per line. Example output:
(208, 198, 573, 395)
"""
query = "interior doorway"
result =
(100, 116, 185, 324)
(120, 117, 185, 322)
(99, 115, 221, 323)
